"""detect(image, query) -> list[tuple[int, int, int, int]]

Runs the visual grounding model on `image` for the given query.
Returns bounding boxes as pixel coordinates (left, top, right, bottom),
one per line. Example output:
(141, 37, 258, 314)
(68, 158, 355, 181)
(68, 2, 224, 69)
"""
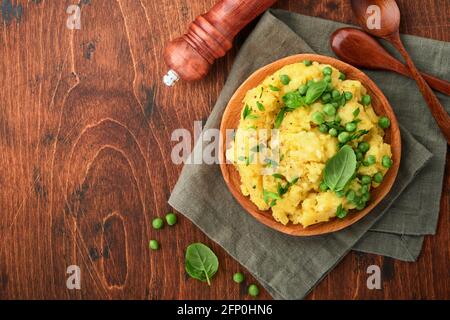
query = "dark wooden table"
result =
(0, 0, 448, 299)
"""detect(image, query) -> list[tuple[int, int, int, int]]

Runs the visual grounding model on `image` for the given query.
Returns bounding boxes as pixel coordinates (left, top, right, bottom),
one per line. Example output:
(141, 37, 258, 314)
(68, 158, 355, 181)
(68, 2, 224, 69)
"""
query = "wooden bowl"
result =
(219, 54, 401, 236)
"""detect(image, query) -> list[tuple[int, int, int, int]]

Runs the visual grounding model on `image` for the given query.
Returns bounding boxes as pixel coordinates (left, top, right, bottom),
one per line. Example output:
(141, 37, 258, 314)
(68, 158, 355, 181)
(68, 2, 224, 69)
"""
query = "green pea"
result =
(361, 94, 371, 106)
(367, 155, 376, 165)
(338, 132, 350, 143)
(233, 272, 245, 284)
(352, 195, 361, 205)
(361, 175, 372, 185)
(323, 104, 336, 116)
(280, 74, 290, 85)
(323, 66, 332, 76)
(298, 85, 308, 95)
(344, 91, 353, 101)
(152, 217, 164, 230)
(345, 122, 357, 132)
(335, 115, 341, 123)
(360, 185, 369, 194)
(373, 172, 383, 184)
(324, 75, 332, 83)
(165, 213, 177, 226)
(331, 89, 341, 100)
(356, 201, 366, 210)
(326, 83, 334, 92)
(358, 142, 370, 153)
(312, 111, 325, 124)
(321, 92, 331, 103)
(248, 284, 260, 297)
(355, 150, 363, 161)
(329, 128, 338, 137)
(303, 60, 312, 66)
(149, 240, 159, 250)
(382, 155, 392, 168)
(361, 192, 371, 202)
(346, 190, 356, 202)
(319, 181, 329, 192)
(332, 102, 339, 108)
(319, 124, 329, 133)
(378, 116, 391, 129)
(339, 72, 346, 80)
(336, 190, 345, 198)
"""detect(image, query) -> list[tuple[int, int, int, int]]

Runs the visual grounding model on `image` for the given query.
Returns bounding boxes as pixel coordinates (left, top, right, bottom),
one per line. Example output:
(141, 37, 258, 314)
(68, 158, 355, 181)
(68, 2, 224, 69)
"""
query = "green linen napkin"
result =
(169, 9, 448, 299)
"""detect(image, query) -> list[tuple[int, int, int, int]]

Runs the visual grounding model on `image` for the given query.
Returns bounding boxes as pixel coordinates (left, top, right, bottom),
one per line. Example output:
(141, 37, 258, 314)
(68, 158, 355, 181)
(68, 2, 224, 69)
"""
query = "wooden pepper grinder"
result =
(163, 0, 277, 86)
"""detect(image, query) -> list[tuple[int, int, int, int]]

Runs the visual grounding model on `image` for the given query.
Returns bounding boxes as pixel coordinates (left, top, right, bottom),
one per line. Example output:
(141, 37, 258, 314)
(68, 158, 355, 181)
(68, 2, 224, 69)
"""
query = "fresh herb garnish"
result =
(256, 101, 265, 111)
(274, 107, 287, 129)
(243, 104, 258, 120)
(185, 243, 219, 286)
(305, 80, 328, 105)
(263, 189, 281, 203)
(282, 91, 305, 110)
(269, 84, 280, 92)
(259, 87, 264, 98)
(353, 108, 360, 117)
(323, 145, 357, 192)
(272, 173, 284, 179)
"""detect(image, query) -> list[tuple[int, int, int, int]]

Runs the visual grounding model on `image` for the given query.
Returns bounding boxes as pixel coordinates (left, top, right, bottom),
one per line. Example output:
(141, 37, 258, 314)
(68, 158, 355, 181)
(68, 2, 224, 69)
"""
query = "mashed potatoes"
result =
(226, 61, 392, 227)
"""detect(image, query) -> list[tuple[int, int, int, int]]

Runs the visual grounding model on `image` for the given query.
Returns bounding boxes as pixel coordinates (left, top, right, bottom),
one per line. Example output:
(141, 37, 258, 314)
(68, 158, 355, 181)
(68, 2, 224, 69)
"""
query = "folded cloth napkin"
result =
(169, 9, 449, 299)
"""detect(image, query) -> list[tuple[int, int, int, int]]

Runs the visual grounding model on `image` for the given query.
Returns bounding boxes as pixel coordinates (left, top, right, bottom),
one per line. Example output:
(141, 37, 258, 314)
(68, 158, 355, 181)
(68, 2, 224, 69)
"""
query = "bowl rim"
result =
(219, 53, 401, 237)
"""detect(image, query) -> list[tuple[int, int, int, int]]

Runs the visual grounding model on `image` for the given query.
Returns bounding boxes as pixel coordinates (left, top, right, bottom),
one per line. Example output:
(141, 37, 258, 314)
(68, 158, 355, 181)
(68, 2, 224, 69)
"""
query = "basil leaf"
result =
(305, 80, 327, 105)
(274, 107, 287, 129)
(324, 145, 357, 191)
(282, 91, 305, 110)
(185, 243, 219, 286)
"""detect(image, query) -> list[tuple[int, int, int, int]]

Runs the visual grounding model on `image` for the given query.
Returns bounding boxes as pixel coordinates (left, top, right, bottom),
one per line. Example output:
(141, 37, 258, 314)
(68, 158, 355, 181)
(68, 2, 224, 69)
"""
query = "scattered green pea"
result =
(361, 175, 372, 185)
(319, 124, 329, 133)
(345, 122, 357, 132)
(323, 104, 336, 116)
(344, 91, 353, 101)
(332, 101, 339, 108)
(326, 83, 334, 92)
(382, 155, 392, 168)
(331, 89, 341, 100)
(360, 185, 369, 194)
(361, 94, 371, 106)
(335, 115, 341, 123)
(338, 132, 350, 143)
(299, 85, 308, 95)
(356, 202, 366, 210)
(149, 240, 159, 250)
(152, 217, 164, 230)
(312, 111, 325, 124)
(280, 74, 290, 85)
(324, 75, 332, 83)
(323, 66, 332, 76)
(322, 92, 331, 103)
(248, 284, 260, 297)
(355, 150, 363, 161)
(339, 72, 346, 80)
(329, 128, 338, 137)
(165, 213, 177, 226)
(233, 272, 245, 284)
(366, 155, 376, 165)
(361, 192, 371, 202)
(346, 190, 356, 202)
(358, 142, 370, 153)
(373, 172, 383, 184)
(378, 116, 391, 129)
(303, 60, 312, 66)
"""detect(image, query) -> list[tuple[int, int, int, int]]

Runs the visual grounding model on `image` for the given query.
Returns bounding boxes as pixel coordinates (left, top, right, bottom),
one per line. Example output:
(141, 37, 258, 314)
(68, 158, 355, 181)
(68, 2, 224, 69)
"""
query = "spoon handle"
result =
(390, 33, 450, 144)
(420, 73, 450, 96)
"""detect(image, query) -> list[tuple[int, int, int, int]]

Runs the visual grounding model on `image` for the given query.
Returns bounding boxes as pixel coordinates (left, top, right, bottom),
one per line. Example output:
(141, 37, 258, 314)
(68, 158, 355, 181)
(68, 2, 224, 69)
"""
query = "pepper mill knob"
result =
(163, 0, 277, 86)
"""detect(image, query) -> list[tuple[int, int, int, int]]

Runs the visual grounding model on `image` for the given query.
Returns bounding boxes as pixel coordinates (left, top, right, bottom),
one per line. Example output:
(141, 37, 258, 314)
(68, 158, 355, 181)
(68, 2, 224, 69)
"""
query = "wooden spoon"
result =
(330, 27, 450, 96)
(351, 0, 450, 144)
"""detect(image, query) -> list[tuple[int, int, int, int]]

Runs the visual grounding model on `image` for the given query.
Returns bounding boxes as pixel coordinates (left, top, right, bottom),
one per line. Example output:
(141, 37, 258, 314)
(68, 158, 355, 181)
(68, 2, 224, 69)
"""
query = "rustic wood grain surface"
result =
(0, 0, 448, 300)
